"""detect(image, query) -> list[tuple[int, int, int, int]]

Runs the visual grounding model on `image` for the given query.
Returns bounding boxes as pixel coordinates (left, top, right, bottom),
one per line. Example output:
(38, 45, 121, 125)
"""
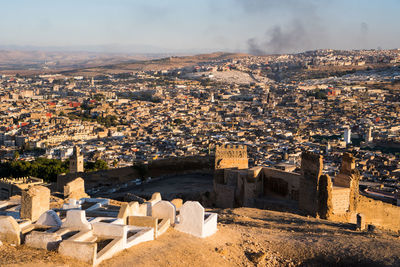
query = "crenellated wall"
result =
(214, 144, 248, 170)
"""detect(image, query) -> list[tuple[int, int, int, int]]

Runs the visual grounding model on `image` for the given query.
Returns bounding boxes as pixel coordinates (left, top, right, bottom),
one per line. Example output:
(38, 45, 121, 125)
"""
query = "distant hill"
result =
(0, 50, 171, 75)
(62, 52, 250, 76)
(0, 50, 250, 76)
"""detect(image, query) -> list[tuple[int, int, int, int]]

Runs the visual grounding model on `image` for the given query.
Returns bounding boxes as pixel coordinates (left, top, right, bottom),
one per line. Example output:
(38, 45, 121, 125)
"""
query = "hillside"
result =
(0, 50, 162, 75)
(1, 207, 399, 267)
(60, 52, 250, 76)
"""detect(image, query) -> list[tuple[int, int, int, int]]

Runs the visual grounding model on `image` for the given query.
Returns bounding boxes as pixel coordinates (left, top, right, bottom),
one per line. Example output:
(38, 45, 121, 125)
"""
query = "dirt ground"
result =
(1, 207, 399, 267)
(97, 173, 214, 201)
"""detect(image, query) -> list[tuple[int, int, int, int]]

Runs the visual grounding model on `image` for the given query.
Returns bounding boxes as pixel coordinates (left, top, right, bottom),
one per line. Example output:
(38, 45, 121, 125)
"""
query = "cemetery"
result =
(0, 178, 218, 266)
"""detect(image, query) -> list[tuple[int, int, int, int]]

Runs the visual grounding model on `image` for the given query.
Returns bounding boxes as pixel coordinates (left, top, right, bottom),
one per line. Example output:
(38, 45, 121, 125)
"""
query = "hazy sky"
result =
(1, 0, 399, 54)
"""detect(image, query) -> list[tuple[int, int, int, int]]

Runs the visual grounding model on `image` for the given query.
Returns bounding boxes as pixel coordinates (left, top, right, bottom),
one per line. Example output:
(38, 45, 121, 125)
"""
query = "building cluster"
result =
(0, 49, 399, 198)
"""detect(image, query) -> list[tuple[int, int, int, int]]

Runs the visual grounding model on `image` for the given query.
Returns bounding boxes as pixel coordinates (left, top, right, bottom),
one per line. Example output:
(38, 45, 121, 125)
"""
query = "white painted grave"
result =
(36, 210, 62, 227)
(174, 201, 217, 238)
(152, 200, 176, 225)
(61, 210, 92, 231)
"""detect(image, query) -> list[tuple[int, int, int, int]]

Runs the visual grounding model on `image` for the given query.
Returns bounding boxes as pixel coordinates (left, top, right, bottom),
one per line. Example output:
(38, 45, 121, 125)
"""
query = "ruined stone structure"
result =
(0, 177, 44, 200)
(214, 144, 248, 170)
(213, 144, 250, 208)
(64, 177, 89, 200)
(299, 152, 323, 216)
(333, 152, 360, 213)
(20, 185, 50, 222)
(214, 145, 400, 231)
(69, 146, 84, 173)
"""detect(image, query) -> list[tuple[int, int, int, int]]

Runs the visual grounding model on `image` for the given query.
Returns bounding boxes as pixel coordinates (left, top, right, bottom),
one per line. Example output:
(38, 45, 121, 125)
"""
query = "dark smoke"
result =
(249, 20, 310, 55)
(236, 0, 325, 55)
(247, 38, 265, 55)
(360, 22, 369, 35)
(357, 22, 369, 49)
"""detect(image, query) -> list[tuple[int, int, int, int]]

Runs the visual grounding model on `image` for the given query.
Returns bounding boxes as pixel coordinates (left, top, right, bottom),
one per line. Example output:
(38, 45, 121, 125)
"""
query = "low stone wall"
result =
(357, 195, 400, 232)
(57, 156, 212, 191)
(262, 167, 301, 201)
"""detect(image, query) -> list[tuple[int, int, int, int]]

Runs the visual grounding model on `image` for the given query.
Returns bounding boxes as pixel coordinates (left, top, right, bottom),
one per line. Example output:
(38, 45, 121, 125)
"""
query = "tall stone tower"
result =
(69, 146, 84, 173)
(299, 151, 323, 216)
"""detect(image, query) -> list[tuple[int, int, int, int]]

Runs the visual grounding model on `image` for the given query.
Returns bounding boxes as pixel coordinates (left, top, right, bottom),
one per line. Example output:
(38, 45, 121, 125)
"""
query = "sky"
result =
(0, 0, 399, 54)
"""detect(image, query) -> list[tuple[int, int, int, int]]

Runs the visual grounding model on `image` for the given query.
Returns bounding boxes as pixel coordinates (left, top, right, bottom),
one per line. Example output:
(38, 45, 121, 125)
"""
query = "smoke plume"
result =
(236, 0, 325, 55)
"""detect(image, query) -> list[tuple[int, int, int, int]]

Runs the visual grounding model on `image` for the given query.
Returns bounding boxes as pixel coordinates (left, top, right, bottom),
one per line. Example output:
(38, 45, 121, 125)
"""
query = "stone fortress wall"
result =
(214, 144, 248, 170)
(214, 145, 400, 232)
(57, 156, 212, 192)
(0, 177, 44, 200)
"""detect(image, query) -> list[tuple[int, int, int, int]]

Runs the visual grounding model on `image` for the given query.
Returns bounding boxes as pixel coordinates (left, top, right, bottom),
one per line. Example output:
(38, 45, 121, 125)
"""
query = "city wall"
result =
(356, 195, 400, 232)
(57, 156, 212, 191)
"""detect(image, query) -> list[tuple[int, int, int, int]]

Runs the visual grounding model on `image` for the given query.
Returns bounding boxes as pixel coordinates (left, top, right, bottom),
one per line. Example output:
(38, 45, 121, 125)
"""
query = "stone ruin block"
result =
(20, 185, 50, 222)
(317, 175, 333, 219)
(340, 152, 356, 175)
(334, 153, 358, 188)
(175, 201, 217, 238)
(357, 213, 366, 231)
(334, 153, 360, 213)
(64, 177, 89, 200)
(242, 167, 263, 207)
(331, 187, 351, 214)
(299, 151, 323, 216)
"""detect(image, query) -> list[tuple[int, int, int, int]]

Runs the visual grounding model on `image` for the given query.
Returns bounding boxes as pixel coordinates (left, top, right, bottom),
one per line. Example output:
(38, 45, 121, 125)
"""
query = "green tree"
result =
(13, 151, 20, 160)
(84, 159, 108, 172)
(94, 159, 108, 170)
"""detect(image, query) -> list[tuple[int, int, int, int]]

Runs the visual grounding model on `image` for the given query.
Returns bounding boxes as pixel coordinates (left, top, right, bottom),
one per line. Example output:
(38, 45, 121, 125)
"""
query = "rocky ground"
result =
(1, 207, 399, 267)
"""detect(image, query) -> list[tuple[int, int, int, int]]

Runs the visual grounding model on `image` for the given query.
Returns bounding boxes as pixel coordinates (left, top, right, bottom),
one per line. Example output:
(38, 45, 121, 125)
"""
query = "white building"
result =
(365, 127, 373, 143)
(344, 126, 351, 144)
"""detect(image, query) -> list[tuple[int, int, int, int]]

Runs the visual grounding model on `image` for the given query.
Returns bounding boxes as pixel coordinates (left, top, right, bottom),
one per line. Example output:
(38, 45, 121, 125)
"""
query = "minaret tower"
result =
(69, 146, 84, 173)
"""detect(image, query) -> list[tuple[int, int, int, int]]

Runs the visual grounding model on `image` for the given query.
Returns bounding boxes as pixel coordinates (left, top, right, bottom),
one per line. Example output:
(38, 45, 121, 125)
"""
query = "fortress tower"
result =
(214, 144, 248, 170)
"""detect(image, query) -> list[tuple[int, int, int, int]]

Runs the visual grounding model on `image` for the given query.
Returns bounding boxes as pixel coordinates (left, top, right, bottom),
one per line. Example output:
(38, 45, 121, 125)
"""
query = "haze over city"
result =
(1, 0, 400, 54)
